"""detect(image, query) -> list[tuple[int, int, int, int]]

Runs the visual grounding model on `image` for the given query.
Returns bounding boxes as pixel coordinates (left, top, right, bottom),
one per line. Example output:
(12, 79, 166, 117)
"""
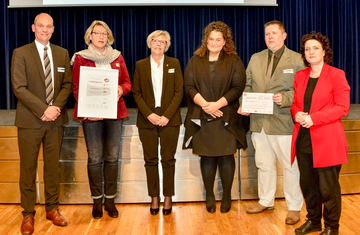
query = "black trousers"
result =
(139, 124, 180, 197)
(296, 151, 342, 230)
(18, 123, 63, 216)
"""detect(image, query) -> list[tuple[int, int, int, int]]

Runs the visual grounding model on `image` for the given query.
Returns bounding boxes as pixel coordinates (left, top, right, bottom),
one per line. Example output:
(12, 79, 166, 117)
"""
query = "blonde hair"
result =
(84, 20, 114, 46)
(146, 30, 171, 52)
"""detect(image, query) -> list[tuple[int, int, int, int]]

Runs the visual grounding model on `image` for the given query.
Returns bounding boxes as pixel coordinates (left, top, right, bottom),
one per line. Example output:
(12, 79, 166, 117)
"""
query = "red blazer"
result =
(72, 54, 132, 120)
(290, 63, 350, 168)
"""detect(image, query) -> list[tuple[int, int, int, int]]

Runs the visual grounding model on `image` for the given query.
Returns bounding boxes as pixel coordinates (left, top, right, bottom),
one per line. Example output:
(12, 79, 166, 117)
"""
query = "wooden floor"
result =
(1, 194, 360, 235)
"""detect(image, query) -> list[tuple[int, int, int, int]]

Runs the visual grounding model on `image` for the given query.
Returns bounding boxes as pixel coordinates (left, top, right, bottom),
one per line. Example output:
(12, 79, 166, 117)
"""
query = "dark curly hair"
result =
(194, 21, 237, 57)
(300, 31, 333, 67)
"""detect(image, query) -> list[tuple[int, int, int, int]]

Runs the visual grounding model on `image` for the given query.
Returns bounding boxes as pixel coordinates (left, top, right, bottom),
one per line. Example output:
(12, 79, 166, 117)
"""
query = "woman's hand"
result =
(295, 111, 307, 123)
(117, 85, 123, 101)
(295, 111, 313, 128)
(147, 113, 161, 125)
(300, 115, 314, 128)
(202, 102, 223, 118)
(84, 117, 103, 121)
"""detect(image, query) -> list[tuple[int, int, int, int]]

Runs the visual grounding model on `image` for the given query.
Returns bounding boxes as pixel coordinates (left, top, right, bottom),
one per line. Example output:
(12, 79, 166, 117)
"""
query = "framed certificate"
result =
(77, 66, 118, 119)
(241, 92, 274, 114)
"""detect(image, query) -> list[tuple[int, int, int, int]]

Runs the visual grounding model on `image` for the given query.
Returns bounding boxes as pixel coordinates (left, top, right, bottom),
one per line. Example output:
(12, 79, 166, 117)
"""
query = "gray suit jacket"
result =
(11, 41, 73, 128)
(243, 46, 305, 135)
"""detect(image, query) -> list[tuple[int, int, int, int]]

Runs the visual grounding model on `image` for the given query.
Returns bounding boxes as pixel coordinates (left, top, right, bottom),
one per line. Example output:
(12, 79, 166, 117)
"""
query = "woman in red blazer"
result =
(291, 32, 350, 235)
(72, 20, 131, 219)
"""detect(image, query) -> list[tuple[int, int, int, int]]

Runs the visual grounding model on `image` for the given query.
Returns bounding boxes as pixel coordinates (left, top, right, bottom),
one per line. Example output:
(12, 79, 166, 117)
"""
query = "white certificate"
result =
(241, 92, 274, 114)
(78, 66, 118, 119)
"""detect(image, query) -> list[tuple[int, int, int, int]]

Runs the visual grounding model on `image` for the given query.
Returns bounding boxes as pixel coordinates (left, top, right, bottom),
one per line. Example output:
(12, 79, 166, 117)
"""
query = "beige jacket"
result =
(242, 46, 305, 135)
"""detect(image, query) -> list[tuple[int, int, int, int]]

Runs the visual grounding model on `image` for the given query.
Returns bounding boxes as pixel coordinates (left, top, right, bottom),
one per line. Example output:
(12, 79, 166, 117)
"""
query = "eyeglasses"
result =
(152, 39, 166, 45)
(92, 32, 108, 37)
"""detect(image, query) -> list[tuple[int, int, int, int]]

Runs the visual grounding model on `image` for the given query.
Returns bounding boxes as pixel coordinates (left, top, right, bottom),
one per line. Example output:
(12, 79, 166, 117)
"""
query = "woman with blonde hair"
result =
(132, 30, 183, 215)
(72, 20, 131, 219)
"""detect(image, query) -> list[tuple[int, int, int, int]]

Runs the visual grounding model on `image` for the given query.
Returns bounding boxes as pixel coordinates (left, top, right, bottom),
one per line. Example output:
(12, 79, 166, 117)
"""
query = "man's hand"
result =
(41, 106, 61, 121)
(237, 107, 250, 116)
(273, 93, 282, 106)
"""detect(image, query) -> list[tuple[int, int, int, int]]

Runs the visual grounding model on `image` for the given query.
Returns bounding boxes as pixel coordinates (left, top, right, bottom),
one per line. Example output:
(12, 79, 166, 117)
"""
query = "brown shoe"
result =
(46, 209, 67, 226)
(285, 210, 300, 225)
(20, 215, 34, 235)
(246, 203, 274, 214)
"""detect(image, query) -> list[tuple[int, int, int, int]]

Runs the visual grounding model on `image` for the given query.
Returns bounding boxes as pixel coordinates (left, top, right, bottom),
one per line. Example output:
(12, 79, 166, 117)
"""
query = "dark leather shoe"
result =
(319, 227, 339, 235)
(46, 209, 67, 226)
(295, 220, 322, 235)
(104, 198, 118, 218)
(206, 205, 216, 213)
(220, 206, 231, 213)
(21, 215, 34, 235)
(92, 198, 103, 219)
(150, 197, 160, 215)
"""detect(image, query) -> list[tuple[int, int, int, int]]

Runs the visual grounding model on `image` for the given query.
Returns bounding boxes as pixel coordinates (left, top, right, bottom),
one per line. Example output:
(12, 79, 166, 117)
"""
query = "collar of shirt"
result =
(34, 40, 54, 79)
(150, 54, 164, 69)
(268, 44, 285, 60)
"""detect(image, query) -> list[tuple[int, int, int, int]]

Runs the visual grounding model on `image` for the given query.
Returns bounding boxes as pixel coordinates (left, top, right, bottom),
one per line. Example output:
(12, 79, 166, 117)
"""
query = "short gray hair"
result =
(146, 30, 171, 52)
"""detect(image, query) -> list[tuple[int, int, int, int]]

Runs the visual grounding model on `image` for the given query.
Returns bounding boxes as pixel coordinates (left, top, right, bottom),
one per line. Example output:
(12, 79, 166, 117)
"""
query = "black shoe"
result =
(206, 205, 216, 213)
(220, 206, 231, 213)
(104, 198, 119, 218)
(220, 194, 231, 214)
(92, 198, 103, 219)
(295, 220, 322, 235)
(163, 196, 172, 216)
(162, 208, 172, 215)
(150, 197, 160, 215)
(319, 227, 339, 235)
(206, 194, 216, 213)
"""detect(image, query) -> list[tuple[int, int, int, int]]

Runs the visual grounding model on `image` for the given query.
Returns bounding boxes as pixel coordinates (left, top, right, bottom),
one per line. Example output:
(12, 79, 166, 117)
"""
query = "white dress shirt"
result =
(150, 55, 164, 108)
(34, 40, 54, 93)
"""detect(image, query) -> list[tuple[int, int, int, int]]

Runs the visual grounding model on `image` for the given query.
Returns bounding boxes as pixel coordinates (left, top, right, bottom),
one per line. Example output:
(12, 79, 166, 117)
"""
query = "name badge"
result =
(283, 69, 294, 74)
(168, 68, 175, 73)
(58, 67, 65, 72)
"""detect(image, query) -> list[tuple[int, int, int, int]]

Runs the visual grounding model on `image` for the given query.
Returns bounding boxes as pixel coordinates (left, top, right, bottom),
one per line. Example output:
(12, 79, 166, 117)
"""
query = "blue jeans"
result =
(82, 119, 123, 199)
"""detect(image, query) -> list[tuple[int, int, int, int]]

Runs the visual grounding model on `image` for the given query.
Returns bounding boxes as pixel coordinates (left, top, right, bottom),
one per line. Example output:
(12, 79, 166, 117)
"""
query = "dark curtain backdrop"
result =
(1, 0, 359, 110)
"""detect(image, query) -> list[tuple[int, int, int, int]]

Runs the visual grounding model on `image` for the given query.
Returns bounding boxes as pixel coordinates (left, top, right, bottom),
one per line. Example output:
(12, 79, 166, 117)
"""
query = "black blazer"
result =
(132, 55, 183, 128)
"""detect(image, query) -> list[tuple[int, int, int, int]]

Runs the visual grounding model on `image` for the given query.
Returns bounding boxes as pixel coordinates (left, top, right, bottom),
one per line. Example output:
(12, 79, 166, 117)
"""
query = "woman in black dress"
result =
(183, 21, 247, 213)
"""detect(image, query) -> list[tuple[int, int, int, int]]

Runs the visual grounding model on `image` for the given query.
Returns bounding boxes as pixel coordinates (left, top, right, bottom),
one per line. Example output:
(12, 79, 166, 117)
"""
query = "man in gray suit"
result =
(238, 20, 304, 225)
(11, 13, 72, 235)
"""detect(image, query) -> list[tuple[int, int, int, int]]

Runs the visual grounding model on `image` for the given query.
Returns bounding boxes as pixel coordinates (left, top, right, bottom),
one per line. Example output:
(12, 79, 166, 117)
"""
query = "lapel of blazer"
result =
(29, 42, 46, 84)
(144, 56, 155, 98)
(162, 55, 169, 95)
(266, 46, 290, 89)
(298, 68, 311, 110)
(310, 63, 330, 113)
(50, 43, 59, 96)
(258, 50, 269, 91)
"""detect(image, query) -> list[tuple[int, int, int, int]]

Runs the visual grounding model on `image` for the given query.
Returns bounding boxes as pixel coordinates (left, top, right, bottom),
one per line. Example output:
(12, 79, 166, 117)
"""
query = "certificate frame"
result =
(241, 92, 274, 114)
(77, 66, 118, 119)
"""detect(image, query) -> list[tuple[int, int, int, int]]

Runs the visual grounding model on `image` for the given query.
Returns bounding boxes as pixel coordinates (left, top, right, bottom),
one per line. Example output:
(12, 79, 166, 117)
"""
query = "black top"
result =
(296, 76, 318, 154)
